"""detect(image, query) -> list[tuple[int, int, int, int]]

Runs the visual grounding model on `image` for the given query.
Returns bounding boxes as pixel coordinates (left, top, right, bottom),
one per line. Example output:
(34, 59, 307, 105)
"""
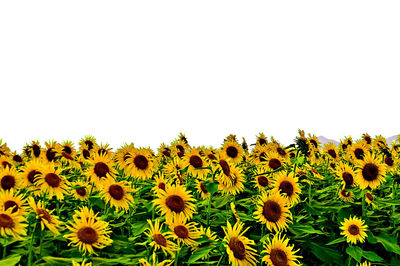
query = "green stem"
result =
(2, 238, 7, 259)
(174, 249, 179, 266)
(28, 222, 37, 266)
(292, 150, 300, 174)
(362, 190, 366, 219)
(392, 181, 396, 217)
(39, 229, 44, 258)
(308, 182, 312, 207)
(206, 193, 213, 228)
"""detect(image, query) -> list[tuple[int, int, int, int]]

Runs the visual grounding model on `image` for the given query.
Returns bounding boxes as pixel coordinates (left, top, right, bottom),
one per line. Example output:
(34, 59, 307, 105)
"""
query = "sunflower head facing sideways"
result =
(28, 198, 62, 236)
(262, 233, 302, 266)
(324, 143, 339, 161)
(145, 219, 178, 256)
(335, 162, 357, 188)
(340, 216, 368, 244)
(355, 152, 386, 190)
(223, 221, 258, 266)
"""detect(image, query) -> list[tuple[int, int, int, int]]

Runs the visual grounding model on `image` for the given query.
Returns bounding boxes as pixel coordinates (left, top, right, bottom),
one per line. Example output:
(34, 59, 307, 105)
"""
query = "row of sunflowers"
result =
(0, 131, 399, 265)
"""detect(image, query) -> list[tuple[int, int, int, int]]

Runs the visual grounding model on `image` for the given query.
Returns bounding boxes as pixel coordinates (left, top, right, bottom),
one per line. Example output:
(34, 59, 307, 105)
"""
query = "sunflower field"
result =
(0, 131, 399, 266)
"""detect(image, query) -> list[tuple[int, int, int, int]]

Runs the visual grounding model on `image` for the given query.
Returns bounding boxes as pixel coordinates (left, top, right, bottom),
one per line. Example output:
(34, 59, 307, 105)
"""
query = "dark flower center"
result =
(158, 182, 166, 191)
(270, 248, 288, 266)
(154, 233, 167, 247)
(166, 195, 185, 212)
(279, 181, 294, 197)
(219, 160, 231, 176)
(1, 175, 15, 190)
(362, 163, 379, 181)
(226, 146, 238, 158)
(259, 152, 267, 162)
(174, 225, 189, 239)
(134, 155, 148, 170)
(45, 173, 61, 187)
(364, 136, 371, 144)
(2, 162, 11, 169)
(85, 140, 94, 150)
(61, 152, 74, 161)
(0, 213, 14, 228)
(263, 200, 282, 222)
(269, 159, 282, 170)
(327, 149, 337, 159)
(189, 155, 203, 168)
(13, 155, 23, 163)
(82, 149, 90, 159)
(228, 237, 246, 260)
(37, 209, 51, 223)
(200, 182, 208, 194)
(342, 172, 354, 186)
(207, 154, 217, 161)
(354, 148, 364, 160)
(385, 156, 394, 166)
(109, 184, 124, 200)
(162, 150, 171, 158)
(341, 190, 350, 197)
(78, 227, 98, 244)
(277, 147, 286, 156)
(257, 176, 269, 187)
(176, 145, 184, 153)
(46, 148, 57, 162)
(27, 170, 40, 184)
(94, 162, 110, 178)
(76, 187, 87, 196)
(32, 145, 41, 157)
(310, 139, 318, 148)
(4, 200, 18, 213)
(366, 192, 373, 201)
(348, 224, 359, 235)
(62, 146, 72, 154)
(259, 138, 267, 145)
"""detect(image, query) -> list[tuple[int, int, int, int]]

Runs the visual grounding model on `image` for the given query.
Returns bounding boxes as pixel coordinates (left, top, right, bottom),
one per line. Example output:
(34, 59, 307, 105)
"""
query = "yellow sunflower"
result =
(0, 167, 22, 191)
(253, 167, 273, 191)
(36, 163, 69, 200)
(20, 159, 45, 193)
(166, 214, 201, 247)
(221, 139, 243, 163)
(383, 153, 398, 170)
(362, 133, 372, 146)
(338, 189, 354, 202)
(0, 208, 27, 239)
(271, 172, 301, 207)
(262, 233, 302, 266)
(114, 143, 135, 170)
(350, 141, 368, 161)
(72, 259, 92, 266)
(152, 173, 170, 195)
(263, 151, 286, 171)
(41, 140, 59, 164)
(249, 145, 270, 165)
(126, 148, 155, 180)
(100, 178, 135, 212)
(324, 143, 339, 161)
(70, 181, 90, 201)
(218, 166, 245, 196)
(85, 153, 117, 189)
(164, 157, 185, 185)
(355, 153, 386, 190)
(0, 156, 13, 169)
(29, 140, 42, 159)
(145, 219, 178, 256)
(65, 211, 112, 255)
(308, 134, 320, 151)
(170, 139, 189, 158)
(340, 216, 368, 244)
(139, 253, 173, 266)
(196, 180, 210, 199)
(335, 162, 357, 188)
(256, 133, 268, 146)
(223, 221, 258, 266)
(365, 191, 375, 206)
(153, 184, 196, 222)
(0, 189, 27, 216)
(157, 143, 172, 160)
(182, 148, 209, 180)
(254, 192, 292, 232)
(28, 198, 62, 235)
(79, 135, 97, 151)
(10, 151, 24, 166)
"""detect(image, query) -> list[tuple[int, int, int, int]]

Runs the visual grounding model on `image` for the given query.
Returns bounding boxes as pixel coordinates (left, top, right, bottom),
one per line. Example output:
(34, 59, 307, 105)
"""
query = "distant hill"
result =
(318, 135, 399, 146)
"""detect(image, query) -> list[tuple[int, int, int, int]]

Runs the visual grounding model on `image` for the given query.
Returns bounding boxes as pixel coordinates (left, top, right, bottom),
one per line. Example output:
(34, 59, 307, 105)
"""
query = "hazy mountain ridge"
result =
(317, 135, 399, 146)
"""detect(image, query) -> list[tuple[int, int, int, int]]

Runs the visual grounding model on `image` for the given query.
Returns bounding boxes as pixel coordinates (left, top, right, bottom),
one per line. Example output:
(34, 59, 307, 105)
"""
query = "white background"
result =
(1, 1, 399, 152)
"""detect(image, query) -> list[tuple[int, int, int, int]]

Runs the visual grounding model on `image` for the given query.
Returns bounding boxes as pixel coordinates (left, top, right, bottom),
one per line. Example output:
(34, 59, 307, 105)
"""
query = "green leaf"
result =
(375, 233, 400, 255)
(362, 250, 383, 262)
(0, 255, 21, 266)
(326, 238, 345, 245)
(187, 245, 215, 264)
(309, 242, 344, 265)
(204, 181, 218, 195)
(346, 246, 363, 263)
(42, 256, 79, 265)
(288, 224, 324, 236)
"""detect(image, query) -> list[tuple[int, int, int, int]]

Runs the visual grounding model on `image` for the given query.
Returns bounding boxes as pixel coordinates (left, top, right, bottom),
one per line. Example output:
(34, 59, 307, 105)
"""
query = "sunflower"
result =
(100, 178, 135, 212)
(41, 140, 59, 163)
(20, 159, 45, 193)
(362, 133, 372, 146)
(383, 153, 398, 170)
(126, 148, 155, 180)
(335, 162, 357, 188)
(203, 147, 218, 163)
(253, 167, 273, 191)
(272, 143, 289, 159)
(373, 135, 387, 149)
(79, 143, 92, 162)
(58, 140, 76, 157)
(152, 174, 170, 195)
(65, 209, 112, 255)
(262, 233, 302, 266)
(350, 141, 368, 161)
(164, 157, 185, 185)
(182, 148, 209, 180)
(28, 198, 62, 235)
(115, 143, 135, 170)
(355, 153, 386, 190)
(145, 219, 178, 256)
(340, 216, 368, 244)
(308, 134, 320, 151)
(0, 189, 27, 216)
(79, 135, 97, 151)
(218, 165, 245, 196)
(256, 133, 268, 146)
(365, 191, 375, 206)
(171, 139, 189, 158)
(196, 180, 210, 199)
(338, 189, 354, 202)
(263, 151, 286, 171)
(153, 184, 196, 222)
(0, 156, 13, 169)
(254, 192, 292, 232)
(10, 151, 24, 166)
(0, 208, 27, 239)
(324, 143, 339, 161)
(222, 139, 243, 163)
(249, 145, 270, 165)
(0, 166, 22, 192)
(223, 221, 257, 266)
(271, 172, 301, 207)
(157, 143, 172, 159)
(166, 214, 201, 247)
(213, 152, 235, 186)
(70, 181, 90, 201)
(86, 153, 117, 189)
(29, 140, 42, 159)
(139, 253, 173, 266)
(36, 163, 69, 200)
(72, 259, 92, 266)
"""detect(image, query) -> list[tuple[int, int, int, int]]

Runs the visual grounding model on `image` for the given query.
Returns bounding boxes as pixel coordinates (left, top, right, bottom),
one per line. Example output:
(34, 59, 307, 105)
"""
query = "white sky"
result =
(1, 1, 399, 152)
